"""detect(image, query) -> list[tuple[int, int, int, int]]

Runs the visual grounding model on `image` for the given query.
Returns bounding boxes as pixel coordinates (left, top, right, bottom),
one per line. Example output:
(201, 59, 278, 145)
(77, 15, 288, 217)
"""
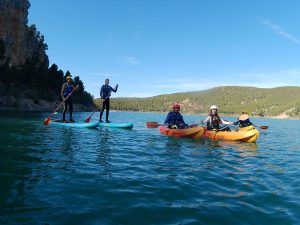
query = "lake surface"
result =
(0, 111, 299, 225)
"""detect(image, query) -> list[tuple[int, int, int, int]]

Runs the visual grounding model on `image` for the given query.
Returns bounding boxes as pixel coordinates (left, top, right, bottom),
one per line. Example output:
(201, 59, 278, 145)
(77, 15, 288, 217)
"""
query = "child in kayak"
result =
(202, 105, 233, 131)
(164, 103, 188, 129)
(61, 76, 79, 122)
(99, 79, 118, 123)
(234, 111, 253, 128)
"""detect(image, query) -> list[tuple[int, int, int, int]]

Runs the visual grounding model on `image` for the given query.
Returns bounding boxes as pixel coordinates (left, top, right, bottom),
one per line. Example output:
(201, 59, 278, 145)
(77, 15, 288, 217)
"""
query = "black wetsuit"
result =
(100, 84, 117, 121)
(62, 83, 74, 121)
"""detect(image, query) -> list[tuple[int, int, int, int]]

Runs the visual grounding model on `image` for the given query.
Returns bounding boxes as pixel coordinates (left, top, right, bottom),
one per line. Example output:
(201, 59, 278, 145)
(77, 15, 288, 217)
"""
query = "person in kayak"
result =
(61, 76, 79, 122)
(202, 105, 233, 131)
(100, 79, 118, 123)
(234, 111, 253, 128)
(164, 103, 188, 129)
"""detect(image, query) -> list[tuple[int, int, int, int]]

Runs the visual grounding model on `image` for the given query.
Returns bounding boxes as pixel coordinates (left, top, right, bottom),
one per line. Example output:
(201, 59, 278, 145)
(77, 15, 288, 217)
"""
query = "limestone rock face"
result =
(0, 0, 49, 67)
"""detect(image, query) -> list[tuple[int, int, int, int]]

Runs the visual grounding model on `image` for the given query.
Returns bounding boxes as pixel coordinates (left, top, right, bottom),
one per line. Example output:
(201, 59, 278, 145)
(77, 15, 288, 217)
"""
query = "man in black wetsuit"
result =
(99, 79, 118, 123)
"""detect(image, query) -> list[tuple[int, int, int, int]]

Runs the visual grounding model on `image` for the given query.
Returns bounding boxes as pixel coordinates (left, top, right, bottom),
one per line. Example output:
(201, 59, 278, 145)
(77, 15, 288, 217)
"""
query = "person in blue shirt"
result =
(61, 76, 78, 122)
(100, 79, 118, 123)
(164, 103, 188, 129)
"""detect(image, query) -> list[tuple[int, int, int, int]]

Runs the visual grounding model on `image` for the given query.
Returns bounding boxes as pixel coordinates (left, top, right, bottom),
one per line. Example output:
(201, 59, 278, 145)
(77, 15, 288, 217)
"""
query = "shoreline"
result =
(107, 110, 300, 120)
(0, 108, 299, 120)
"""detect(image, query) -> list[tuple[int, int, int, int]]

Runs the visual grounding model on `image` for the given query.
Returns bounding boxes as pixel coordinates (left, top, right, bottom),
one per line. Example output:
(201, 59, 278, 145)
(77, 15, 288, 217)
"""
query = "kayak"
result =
(98, 122, 134, 129)
(159, 126, 205, 139)
(203, 125, 259, 143)
(51, 120, 99, 128)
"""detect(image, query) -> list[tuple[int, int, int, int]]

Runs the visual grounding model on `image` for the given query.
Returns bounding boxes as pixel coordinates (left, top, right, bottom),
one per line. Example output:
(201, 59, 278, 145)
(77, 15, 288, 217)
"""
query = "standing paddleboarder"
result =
(99, 79, 118, 123)
(61, 76, 79, 122)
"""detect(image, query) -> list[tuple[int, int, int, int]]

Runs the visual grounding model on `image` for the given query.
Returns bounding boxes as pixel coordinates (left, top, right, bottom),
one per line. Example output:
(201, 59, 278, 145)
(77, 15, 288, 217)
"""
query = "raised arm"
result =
(110, 84, 118, 93)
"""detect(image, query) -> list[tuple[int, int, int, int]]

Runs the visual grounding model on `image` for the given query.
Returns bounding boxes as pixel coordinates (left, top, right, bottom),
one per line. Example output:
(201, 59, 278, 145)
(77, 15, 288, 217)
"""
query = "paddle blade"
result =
(260, 126, 268, 129)
(43, 117, 51, 125)
(84, 117, 91, 123)
(146, 121, 160, 128)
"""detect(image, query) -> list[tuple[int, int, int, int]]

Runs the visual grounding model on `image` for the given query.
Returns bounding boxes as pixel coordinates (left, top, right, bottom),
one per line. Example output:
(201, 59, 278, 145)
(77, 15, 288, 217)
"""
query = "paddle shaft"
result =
(84, 92, 111, 123)
(47, 87, 77, 120)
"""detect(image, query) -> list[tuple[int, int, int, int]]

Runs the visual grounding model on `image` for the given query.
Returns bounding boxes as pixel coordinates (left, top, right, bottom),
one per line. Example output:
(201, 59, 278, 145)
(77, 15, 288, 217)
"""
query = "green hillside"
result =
(94, 86, 300, 117)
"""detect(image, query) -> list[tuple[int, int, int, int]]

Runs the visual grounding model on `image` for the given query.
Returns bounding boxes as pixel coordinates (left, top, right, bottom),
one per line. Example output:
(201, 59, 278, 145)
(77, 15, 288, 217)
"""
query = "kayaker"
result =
(202, 105, 233, 131)
(234, 111, 253, 128)
(61, 76, 79, 122)
(99, 79, 118, 123)
(164, 103, 188, 129)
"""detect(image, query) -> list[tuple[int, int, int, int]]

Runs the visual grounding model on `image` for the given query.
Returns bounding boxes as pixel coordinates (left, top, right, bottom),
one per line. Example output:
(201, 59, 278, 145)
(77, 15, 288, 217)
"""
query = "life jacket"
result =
(167, 112, 184, 125)
(63, 83, 73, 97)
(207, 114, 221, 130)
(238, 114, 252, 127)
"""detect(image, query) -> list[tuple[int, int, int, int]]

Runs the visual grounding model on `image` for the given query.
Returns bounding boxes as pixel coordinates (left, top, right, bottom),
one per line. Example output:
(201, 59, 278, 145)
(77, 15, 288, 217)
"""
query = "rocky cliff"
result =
(0, 0, 48, 68)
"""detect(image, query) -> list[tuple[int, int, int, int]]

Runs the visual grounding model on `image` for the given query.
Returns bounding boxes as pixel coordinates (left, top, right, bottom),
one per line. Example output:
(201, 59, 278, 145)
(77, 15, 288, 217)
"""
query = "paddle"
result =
(43, 86, 78, 125)
(232, 120, 268, 130)
(259, 126, 268, 129)
(146, 121, 163, 128)
(84, 94, 111, 123)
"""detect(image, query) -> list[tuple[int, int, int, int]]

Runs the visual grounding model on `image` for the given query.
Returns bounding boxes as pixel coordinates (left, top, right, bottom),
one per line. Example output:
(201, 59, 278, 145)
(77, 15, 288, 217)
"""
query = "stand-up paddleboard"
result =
(98, 122, 134, 129)
(51, 120, 99, 128)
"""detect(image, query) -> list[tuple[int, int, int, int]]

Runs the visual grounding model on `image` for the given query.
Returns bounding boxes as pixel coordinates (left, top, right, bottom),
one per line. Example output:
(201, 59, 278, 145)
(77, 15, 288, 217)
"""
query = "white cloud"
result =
(257, 17, 300, 44)
(121, 56, 139, 66)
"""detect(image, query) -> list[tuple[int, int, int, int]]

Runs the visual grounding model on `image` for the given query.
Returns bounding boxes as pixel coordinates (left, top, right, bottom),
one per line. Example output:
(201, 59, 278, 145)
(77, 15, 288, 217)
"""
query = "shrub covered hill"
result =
(95, 86, 300, 117)
(0, 0, 93, 110)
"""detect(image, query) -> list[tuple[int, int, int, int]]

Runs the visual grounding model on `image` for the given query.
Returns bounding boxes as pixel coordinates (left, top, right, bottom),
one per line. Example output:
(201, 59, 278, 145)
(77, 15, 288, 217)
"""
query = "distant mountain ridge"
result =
(95, 86, 300, 117)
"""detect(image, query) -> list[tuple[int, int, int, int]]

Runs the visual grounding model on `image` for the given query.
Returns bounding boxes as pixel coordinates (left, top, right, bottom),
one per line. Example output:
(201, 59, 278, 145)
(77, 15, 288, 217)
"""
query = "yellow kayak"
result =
(203, 125, 259, 143)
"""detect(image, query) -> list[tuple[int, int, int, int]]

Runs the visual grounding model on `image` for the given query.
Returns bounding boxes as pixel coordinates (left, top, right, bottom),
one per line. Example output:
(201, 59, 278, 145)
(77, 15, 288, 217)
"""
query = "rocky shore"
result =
(0, 96, 94, 111)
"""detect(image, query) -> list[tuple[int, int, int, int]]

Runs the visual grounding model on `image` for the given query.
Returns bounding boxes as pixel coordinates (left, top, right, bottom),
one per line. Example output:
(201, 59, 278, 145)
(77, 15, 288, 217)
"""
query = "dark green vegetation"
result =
(95, 86, 300, 117)
(0, 38, 93, 107)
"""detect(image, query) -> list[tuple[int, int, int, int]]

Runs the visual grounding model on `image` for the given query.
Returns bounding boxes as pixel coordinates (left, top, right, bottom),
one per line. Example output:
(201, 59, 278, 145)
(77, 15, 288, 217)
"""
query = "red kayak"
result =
(159, 126, 205, 139)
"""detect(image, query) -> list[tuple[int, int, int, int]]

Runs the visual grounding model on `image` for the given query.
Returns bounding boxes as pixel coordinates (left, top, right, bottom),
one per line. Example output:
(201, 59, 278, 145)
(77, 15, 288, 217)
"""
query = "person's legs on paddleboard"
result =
(106, 99, 110, 123)
(99, 99, 106, 123)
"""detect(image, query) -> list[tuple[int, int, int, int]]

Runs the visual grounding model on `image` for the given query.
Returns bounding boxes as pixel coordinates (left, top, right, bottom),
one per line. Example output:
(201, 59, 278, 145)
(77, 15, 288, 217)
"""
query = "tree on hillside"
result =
(0, 39, 5, 61)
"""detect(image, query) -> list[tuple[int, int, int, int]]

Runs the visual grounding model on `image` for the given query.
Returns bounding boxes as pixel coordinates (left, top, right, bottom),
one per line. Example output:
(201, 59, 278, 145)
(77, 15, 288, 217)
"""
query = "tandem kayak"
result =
(98, 122, 134, 129)
(50, 120, 99, 128)
(159, 126, 205, 139)
(203, 125, 259, 143)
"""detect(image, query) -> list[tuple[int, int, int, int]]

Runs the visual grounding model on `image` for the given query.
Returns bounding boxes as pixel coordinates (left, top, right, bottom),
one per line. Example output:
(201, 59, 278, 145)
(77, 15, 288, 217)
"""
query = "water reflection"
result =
(218, 141, 258, 157)
(96, 129, 113, 178)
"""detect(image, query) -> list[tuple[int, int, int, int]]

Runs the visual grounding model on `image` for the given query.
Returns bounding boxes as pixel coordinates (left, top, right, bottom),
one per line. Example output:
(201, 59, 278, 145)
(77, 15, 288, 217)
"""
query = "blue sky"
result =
(28, 0, 300, 97)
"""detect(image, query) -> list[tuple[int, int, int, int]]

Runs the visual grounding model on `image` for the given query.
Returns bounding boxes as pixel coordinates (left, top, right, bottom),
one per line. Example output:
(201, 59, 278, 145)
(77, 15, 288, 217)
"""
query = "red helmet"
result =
(173, 103, 180, 110)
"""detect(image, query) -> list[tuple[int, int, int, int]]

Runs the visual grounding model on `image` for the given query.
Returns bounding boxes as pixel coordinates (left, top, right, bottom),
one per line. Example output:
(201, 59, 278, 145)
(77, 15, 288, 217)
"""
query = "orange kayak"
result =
(160, 126, 205, 139)
(203, 125, 259, 143)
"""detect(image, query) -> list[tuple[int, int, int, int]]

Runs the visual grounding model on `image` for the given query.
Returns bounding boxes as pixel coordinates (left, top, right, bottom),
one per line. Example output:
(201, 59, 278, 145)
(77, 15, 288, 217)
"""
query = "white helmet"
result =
(210, 105, 218, 110)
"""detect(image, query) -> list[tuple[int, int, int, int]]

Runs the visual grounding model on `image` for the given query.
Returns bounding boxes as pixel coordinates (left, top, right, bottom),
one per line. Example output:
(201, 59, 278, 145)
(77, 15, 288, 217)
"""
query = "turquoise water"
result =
(0, 111, 300, 225)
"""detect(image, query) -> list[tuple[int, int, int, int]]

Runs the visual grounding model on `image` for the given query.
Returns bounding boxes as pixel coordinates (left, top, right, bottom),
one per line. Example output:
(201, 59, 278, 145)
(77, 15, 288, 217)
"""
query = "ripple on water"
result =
(0, 112, 300, 225)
